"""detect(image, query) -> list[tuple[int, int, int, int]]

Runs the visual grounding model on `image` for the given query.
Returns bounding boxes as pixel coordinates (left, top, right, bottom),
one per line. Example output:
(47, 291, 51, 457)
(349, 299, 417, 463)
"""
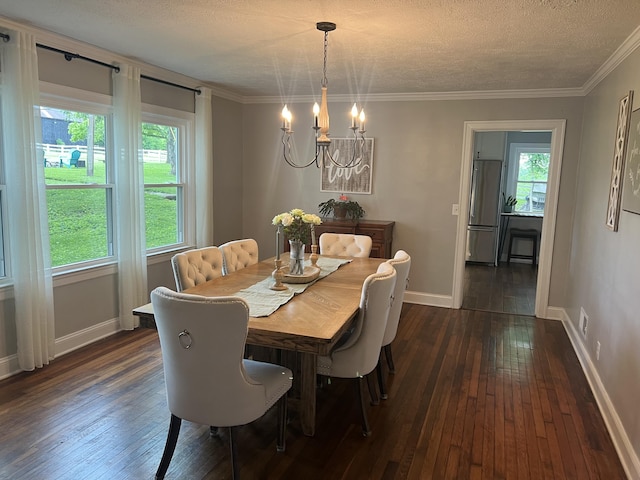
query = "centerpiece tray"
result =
(282, 265, 321, 284)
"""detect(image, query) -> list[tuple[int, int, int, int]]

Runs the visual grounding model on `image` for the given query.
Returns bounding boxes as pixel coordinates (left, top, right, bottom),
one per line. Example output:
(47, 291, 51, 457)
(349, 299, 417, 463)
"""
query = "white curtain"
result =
(195, 87, 214, 247)
(113, 64, 147, 330)
(1, 31, 55, 370)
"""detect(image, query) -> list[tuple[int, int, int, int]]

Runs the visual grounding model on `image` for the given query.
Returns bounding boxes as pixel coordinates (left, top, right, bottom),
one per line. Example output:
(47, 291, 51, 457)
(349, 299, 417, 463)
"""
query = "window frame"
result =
(0, 98, 7, 283)
(141, 104, 195, 255)
(506, 143, 551, 214)
(40, 87, 116, 274)
(0, 183, 7, 282)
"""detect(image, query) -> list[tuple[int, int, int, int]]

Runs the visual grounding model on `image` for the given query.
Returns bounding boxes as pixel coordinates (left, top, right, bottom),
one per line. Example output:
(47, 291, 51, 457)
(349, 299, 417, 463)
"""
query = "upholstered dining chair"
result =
(319, 233, 372, 258)
(219, 239, 259, 275)
(171, 246, 224, 292)
(316, 262, 396, 436)
(151, 286, 292, 480)
(376, 250, 411, 400)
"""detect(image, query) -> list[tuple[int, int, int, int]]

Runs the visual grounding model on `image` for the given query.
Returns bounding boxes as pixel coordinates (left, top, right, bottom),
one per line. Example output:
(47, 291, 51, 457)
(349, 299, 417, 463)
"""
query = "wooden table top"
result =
(134, 254, 385, 356)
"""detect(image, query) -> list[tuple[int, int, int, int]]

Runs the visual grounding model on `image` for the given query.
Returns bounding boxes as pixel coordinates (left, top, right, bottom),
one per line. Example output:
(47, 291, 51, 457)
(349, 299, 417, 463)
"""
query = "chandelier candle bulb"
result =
(313, 103, 319, 128)
(281, 105, 292, 131)
(351, 103, 358, 128)
(359, 109, 366, 131)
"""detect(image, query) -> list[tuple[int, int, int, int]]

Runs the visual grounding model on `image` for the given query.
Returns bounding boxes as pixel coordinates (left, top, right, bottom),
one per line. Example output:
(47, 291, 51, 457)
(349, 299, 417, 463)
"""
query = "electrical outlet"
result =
(580, 307, 589, 338)
(452, 204, 459, 215)
(596, 341, 601, 361)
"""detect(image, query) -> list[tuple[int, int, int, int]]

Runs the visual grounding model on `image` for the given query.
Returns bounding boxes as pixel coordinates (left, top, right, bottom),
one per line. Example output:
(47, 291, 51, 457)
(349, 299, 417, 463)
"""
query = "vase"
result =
(289, 240, 305, 275)
(503, 205, 513, 213)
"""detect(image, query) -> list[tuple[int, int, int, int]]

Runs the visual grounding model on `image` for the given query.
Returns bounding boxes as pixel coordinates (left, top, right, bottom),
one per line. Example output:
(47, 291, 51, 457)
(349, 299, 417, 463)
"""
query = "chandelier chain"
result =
(322, 30, 328, 88)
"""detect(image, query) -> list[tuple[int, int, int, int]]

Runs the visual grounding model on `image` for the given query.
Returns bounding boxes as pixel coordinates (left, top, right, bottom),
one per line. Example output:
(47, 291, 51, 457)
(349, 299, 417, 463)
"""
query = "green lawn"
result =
(45, 161, 179, 266)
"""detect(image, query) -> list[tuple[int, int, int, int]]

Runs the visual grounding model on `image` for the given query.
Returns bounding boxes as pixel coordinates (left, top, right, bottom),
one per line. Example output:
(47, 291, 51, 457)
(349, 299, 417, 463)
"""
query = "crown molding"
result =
(583, 25, 640, 95)
(244, 87, 586, 105)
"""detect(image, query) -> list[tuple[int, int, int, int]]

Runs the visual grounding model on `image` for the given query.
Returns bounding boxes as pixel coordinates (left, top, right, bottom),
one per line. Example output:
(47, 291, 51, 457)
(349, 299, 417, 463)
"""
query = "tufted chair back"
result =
(376, 250, 411, 401)
(319, 233, 373, 258)
(150, 286, 292, 479)
(219, 238, 259, 275)
(382, 250, 411, 347)
(171, 246, 224, 292)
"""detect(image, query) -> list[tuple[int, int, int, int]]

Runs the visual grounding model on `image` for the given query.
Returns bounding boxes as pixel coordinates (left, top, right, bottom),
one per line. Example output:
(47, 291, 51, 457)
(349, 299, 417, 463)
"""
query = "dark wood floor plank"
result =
(463, 263, 537, 316)
(0, 305, 628, 480)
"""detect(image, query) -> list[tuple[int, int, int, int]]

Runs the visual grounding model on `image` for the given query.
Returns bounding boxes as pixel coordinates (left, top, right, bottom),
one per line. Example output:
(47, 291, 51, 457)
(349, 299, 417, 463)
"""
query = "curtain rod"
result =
(141, 74, 201, 95)
(1, 33, 201, 96)
(36, 43, 121, 72)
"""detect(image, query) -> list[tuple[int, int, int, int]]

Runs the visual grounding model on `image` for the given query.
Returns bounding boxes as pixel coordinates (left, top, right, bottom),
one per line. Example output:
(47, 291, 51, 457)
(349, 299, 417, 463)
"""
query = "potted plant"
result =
(502, 193, 517, 213)
(318, 194, 365, 221)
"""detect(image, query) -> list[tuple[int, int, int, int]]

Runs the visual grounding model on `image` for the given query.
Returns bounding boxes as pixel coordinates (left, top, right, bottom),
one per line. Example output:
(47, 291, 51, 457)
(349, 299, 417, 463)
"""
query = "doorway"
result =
(452, 120, 566, 319)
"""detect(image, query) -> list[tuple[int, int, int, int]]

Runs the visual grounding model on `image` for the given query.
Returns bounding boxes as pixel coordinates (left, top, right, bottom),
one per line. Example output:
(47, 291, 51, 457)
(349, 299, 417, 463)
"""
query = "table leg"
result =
(299, 352, 317, 436)
(498, 215, 510, 263)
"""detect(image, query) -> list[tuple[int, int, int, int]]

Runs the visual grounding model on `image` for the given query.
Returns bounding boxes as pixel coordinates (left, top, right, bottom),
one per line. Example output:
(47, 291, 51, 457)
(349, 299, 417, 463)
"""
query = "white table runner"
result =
(233, 257, 351, 317)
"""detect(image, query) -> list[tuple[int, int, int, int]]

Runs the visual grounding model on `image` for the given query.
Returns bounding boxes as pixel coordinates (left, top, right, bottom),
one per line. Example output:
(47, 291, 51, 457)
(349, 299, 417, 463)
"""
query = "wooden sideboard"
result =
(286, 218, 394, 259)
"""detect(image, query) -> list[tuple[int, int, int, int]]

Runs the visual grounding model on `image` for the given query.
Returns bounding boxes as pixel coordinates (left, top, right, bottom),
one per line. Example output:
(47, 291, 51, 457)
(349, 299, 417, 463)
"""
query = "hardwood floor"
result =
(463, 263, 537, 316)
(0, 305, 626, 479)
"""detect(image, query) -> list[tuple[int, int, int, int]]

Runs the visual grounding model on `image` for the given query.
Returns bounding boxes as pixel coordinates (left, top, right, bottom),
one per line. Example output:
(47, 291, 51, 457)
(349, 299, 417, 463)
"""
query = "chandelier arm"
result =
(282, 131, 321, 168)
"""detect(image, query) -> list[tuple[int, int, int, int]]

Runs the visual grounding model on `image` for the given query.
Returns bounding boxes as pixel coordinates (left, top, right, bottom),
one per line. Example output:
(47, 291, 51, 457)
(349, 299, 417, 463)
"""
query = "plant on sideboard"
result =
(318, 194, 365, 220)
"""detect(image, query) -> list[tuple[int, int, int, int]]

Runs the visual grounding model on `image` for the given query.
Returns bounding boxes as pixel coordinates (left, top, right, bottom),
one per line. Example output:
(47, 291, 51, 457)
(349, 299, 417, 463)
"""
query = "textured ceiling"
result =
(1, 0, 640, 99)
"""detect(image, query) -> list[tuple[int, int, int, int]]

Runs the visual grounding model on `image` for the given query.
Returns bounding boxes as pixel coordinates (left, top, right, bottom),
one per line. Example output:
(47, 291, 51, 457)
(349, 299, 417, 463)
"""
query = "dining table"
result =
(133, 253, 385, 436)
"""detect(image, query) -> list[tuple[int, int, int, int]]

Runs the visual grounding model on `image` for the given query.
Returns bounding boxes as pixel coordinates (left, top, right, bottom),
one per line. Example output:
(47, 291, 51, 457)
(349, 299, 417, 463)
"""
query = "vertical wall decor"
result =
(320, 138, 374, 194)
(606, 91, 633, 231)
(622, 107, 640, 216)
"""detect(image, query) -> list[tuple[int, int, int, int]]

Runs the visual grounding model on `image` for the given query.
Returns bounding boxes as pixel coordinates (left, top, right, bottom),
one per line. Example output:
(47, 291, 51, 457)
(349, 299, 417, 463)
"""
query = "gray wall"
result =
(567, 46, 640, 456)
(241, 97, 584, 304)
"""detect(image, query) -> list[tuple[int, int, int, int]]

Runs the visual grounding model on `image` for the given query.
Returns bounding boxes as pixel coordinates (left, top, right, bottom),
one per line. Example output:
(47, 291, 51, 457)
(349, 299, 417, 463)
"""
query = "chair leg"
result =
(376, 355, 388, 400)
(367, 371, 379, 405)
(356, 377, 372, 437)
(155, 414, 182, 480)
(229, 426, 239, 480)
(384, 344, 395, 374)
(276, 393, 288, 452)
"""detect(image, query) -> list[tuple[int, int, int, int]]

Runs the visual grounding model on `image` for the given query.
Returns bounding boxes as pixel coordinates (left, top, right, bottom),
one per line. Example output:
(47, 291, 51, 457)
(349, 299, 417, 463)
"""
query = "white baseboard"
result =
(54, 317, 121, 357)
(543, 306, 565, 321)
(0, 317, 121, 381)
(404, 290, 453, 308)
(0, 354, 20, 381)
(560, 309, 639, 480)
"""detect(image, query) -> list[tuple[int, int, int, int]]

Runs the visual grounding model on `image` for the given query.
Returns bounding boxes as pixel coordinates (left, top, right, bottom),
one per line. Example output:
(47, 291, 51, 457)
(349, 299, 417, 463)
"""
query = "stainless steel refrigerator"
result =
(466, 159, 502, 265)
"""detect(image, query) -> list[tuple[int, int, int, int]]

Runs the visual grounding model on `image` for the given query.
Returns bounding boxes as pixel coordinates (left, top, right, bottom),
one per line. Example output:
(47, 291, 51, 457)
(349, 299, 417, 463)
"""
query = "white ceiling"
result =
(1, 0, 640, 99)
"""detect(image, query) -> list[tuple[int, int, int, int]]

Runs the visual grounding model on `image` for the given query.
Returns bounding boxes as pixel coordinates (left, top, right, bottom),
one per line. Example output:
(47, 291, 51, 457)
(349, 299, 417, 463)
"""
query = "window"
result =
(507, 144, 550, 214)
(142, 110, 193, 252)
(41, 105, 114, 269)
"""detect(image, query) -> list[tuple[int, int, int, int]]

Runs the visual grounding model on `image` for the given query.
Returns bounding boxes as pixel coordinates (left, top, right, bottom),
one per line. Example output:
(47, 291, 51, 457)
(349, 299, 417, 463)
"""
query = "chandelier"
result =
(280, 22, 367, 169)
